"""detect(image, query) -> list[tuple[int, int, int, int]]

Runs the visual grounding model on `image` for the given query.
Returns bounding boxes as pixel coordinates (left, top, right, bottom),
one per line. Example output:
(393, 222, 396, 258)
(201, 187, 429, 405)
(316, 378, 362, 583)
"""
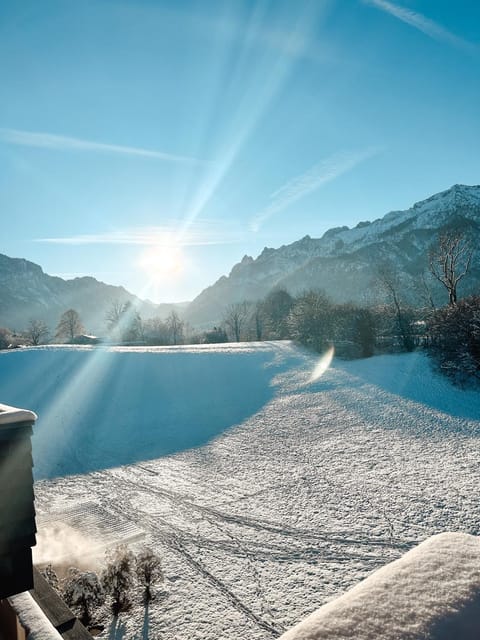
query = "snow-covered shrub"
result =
(135, 548, 163, 603)
(373, 303, 418, 353)
(330, 304, 376, 358)
(102, 546, 135, 615)
(40, 564, 60, 593)
(62, 568, 105, 626)
(351, 307, 376, 358)
(287, 290, 334, 352)
(262, 289, 294, 339)
(427, 295, 480, 385)
(287, 293, 377, 358)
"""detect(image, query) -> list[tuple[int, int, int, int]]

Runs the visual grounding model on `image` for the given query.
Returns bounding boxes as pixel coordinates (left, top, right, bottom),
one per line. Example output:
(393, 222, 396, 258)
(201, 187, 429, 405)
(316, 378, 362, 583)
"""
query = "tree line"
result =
(0, 304, 188, 348)
(214, 228, 479, 385)
(41, 545, 162, 633)
(1, 228, 478, 384)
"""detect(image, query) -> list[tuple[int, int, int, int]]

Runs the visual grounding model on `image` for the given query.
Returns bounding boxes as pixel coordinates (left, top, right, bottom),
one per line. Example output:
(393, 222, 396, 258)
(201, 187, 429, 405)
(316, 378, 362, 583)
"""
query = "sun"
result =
(138, 245, 184, 282)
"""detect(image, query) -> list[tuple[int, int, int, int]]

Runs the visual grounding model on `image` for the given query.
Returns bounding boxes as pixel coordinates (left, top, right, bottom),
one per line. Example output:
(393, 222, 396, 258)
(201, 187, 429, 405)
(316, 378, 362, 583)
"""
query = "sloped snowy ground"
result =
(1, 342, 480, 639)
(280, 532, 480, 640)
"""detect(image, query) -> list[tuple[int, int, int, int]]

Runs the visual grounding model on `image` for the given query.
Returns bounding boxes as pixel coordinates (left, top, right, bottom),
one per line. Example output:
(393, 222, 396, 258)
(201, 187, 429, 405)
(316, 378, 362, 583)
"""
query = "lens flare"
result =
(309, 345, 335, 382)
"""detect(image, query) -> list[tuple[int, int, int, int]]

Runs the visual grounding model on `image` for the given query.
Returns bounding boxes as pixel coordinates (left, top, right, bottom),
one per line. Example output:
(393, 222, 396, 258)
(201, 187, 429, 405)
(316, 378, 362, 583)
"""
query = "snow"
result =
(279, 532, 480, 640)
(9, 592, 61, 640)
(0, 402, 37, 425)
(1, 342, 480, 639)
(187, 184, 480, 322)
(0, 342, 282, 478)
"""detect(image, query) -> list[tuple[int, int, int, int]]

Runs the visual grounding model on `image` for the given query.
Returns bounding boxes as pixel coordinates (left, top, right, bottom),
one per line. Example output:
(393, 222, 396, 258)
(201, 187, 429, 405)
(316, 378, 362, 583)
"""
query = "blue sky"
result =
(1, 0, 479, 302)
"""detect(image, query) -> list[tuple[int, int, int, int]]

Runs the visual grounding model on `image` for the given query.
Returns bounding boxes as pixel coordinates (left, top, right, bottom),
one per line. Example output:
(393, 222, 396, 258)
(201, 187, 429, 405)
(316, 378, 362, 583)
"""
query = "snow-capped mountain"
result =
(0, 254, 180, 333)
(186, 184, 480, 325)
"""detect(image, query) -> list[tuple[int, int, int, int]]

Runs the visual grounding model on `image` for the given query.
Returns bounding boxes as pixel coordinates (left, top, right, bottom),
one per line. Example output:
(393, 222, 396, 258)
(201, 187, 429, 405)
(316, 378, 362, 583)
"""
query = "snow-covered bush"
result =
(102, 546, 135, 615)
(287, 292, 377, 358)
(427, 295, 480, 385)
(62, 568, 105, 626)
(262, 289, 294, 339)
(40, 564, 60, 593)
(372, 303, 418, 353)
(287, 290, 334, 352)
(135, 548, 163, 603)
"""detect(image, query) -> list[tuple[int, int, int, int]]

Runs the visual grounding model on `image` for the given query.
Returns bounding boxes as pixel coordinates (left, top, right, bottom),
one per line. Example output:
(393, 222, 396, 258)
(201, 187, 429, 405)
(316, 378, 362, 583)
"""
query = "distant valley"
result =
(2, 183, 479, 332)
(0, 254, 186, 334)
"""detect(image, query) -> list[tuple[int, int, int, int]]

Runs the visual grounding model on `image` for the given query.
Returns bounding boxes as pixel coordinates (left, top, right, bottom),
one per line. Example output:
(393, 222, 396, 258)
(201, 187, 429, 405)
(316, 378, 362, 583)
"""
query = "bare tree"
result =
(376, 264, 414, 351)
(427, 295, 480, 384)
(262, 289, 294, 339)
(55, 309, 84, 343)
(102, 546, 134, 616)
(105, 300, 128, 335)
(144, 317, 169, 345)
(0, 327, 13, 349)
(63, 568, 105, 627)
(429, 230, 474, 306)
(224, 302, 249, 342)
(252, 302, 264, 341)
(287, 290, 333, 352)
(135, 548, 163, 603)
(105, 300, 143, 342)
(166, 310, 184, 345)
(420, 271, 436, 310)
(123, 309, 144, 343)
(24, 319, 49, 345)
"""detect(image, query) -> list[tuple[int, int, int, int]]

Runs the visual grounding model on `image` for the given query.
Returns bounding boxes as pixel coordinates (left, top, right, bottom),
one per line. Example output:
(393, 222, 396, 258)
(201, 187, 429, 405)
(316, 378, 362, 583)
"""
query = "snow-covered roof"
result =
(279, 532, 480, 640)
(9, 592, 62, 640)
(0, 402, 37, 425)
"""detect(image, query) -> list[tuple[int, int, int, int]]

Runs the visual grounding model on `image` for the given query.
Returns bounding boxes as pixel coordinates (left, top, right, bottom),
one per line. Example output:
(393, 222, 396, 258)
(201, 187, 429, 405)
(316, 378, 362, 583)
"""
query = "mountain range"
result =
(185, 184, 480, 325)
(0, 254, 184, 334)
(1, 183, 479, 332)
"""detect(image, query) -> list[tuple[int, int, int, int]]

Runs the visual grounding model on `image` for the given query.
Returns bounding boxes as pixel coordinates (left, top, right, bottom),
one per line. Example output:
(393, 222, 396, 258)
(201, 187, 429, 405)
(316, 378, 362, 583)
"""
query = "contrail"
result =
(0, 128, 204, 165)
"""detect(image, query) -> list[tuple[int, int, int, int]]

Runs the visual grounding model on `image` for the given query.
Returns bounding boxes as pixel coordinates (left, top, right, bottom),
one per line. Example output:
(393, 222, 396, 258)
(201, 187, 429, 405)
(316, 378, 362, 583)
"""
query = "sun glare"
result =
(138, 245, 184, 282)
(309, 346, 335, 383)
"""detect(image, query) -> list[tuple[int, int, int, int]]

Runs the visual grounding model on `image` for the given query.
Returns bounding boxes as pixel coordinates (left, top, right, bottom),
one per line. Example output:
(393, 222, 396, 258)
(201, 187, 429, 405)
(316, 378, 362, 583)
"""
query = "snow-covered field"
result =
(1, 342, 480, 639)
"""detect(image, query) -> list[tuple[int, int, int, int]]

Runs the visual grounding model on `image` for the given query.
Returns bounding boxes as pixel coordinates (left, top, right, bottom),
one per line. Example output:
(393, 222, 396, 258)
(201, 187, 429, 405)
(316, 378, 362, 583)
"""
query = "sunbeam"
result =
(173, 1, 328, 244)
(30, 348, 116, 478)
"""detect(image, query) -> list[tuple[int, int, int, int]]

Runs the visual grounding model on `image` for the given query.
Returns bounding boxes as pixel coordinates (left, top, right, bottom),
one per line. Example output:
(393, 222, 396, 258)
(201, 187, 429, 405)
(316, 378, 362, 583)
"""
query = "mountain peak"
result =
(412, 183, 480, 211)
(186, 183, 480, 325)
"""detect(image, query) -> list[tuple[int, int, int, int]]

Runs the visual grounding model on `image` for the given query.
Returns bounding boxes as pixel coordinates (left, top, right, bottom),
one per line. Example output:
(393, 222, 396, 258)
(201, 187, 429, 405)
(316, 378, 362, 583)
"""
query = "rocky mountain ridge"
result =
(185, 184, 480, 325)
(3, 184, 479, 332)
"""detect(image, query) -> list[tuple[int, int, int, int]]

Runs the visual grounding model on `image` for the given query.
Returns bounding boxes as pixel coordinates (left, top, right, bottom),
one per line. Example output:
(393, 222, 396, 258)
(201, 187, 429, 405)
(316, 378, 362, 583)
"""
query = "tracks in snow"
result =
(88, 467, 414, 637)
(112, 467, 415, 552)
(93, 470, 284, 637)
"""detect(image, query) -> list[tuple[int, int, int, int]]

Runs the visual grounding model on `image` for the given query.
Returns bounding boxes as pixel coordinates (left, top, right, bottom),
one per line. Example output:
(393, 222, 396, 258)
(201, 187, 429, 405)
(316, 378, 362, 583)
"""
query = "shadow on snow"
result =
(0, 347, 285, 479)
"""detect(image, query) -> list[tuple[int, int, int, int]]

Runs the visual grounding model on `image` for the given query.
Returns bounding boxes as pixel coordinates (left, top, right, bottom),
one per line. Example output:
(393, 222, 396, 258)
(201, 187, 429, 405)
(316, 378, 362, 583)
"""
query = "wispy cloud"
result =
(250, 148, 380, 232)
(35, 220, 248, 247)
(363, 0, 476, 52)
(0, 128, 203, 165)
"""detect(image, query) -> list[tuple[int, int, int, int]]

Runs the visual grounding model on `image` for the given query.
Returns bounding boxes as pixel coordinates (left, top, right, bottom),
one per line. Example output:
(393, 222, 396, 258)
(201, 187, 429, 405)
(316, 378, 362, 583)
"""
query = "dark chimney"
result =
(0, 403, 37, 599)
